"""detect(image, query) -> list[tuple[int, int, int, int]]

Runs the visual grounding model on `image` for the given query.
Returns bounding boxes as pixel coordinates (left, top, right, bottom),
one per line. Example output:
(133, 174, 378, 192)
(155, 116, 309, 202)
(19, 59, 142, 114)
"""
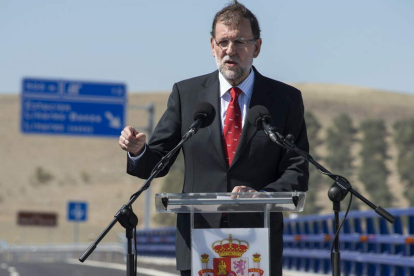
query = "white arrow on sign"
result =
(71, 204, 85, 220)
(105, 111, 121, 129)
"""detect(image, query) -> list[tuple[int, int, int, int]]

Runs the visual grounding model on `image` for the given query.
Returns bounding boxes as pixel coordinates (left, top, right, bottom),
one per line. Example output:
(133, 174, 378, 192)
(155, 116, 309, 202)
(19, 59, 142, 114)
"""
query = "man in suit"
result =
(119, 2, 309, 276)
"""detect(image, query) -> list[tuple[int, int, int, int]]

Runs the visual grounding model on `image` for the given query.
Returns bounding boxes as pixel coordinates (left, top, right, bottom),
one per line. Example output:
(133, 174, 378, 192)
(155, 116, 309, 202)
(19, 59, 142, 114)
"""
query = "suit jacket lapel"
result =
(198, 71, 228, 167)
(197, 68, 286, 169)
(231, 68, 278, 167)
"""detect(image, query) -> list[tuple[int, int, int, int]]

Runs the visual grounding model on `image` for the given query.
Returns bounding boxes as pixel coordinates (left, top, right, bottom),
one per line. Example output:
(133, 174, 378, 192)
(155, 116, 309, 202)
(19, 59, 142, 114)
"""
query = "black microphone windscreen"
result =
(247, 105, 273, 130)
(193, 102, 216, 128)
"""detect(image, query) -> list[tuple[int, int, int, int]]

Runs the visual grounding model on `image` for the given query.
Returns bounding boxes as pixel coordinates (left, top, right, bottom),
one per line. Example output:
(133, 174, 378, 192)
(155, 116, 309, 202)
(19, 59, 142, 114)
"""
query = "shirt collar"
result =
(219, 69, 255, 99)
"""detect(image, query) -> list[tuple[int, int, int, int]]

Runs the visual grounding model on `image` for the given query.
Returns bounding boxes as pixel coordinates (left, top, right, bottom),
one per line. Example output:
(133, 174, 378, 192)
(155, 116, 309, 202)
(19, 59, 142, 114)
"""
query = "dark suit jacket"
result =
(127, 67, 309, 274)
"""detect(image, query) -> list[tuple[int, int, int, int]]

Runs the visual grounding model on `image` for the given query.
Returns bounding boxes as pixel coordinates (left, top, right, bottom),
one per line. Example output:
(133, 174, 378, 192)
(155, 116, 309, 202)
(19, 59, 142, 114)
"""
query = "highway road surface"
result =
(0, 258, 324, 276)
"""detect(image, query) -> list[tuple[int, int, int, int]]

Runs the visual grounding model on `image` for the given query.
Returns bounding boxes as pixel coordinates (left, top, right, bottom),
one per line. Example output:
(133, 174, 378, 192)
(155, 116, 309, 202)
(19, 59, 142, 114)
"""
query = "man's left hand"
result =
(231, 186, 257, 198)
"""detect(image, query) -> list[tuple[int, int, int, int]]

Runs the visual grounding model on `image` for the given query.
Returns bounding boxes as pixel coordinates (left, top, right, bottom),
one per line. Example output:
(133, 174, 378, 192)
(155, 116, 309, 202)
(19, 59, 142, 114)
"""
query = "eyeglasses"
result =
(214, 38, 257, 50)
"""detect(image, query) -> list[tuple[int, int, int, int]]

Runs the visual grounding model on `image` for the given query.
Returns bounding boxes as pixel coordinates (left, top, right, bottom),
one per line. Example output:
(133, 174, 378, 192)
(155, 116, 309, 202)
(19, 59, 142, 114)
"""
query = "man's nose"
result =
(225, 41, 237, 55)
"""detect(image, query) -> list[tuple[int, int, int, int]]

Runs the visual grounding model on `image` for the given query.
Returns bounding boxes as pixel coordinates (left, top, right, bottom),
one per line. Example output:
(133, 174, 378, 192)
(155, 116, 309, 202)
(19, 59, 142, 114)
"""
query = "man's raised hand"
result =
(119, 126, 147, 156)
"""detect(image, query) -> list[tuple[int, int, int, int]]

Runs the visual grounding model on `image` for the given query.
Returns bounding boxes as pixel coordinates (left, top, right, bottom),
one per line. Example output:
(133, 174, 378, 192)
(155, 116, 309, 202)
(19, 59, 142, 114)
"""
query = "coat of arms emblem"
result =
(197, 234, 265, 276)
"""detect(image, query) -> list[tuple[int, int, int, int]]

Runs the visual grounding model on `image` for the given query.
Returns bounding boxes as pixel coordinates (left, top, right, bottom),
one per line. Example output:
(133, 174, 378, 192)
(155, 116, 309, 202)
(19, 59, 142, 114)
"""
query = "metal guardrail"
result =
(284, 207, 414, 276)
(132, 227, 176, 258)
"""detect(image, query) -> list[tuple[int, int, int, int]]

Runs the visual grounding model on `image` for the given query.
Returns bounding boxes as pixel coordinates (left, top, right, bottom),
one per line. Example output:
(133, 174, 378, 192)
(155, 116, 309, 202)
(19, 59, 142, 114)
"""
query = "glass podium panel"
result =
(155, 191, 306, 213)
(155, 191, 306, 276)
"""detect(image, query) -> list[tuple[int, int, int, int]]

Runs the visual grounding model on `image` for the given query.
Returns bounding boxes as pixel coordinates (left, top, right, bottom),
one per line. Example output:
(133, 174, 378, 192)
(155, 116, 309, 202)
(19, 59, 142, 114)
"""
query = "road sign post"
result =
(67, 201, 88, 243)
(129, 103, 155, 229)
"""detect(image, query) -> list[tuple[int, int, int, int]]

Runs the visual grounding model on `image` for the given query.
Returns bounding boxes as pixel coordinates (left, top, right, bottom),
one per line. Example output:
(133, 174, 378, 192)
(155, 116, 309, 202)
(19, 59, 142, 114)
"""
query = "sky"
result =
(1, 0, 413, 95)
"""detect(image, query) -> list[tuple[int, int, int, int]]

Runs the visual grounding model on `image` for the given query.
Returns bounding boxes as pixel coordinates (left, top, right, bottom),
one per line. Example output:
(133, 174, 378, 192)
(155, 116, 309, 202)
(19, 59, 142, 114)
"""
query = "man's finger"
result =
(124, 137, 140, 146)
(231, 186, 248, 198)
(135, 132, 146, 141)
(231, 186, 241, 193)
(230, 186, 240, 198)
(131, 126, 139, 136)
(119, 139, 128, 150)
(124, 126, 138, 139)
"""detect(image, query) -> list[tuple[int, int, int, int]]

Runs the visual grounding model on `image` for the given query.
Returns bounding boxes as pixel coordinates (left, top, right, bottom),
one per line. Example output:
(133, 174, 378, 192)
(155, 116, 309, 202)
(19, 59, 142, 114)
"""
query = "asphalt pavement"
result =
(0, 259, 179, 276)
(0, 259, 324, 276)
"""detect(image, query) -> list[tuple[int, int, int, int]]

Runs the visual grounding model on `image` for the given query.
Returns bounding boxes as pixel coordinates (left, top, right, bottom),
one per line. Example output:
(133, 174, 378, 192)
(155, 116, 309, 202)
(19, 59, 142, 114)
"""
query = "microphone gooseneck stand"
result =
(265, 126, 395, 276)
(78, 128, 199, 276)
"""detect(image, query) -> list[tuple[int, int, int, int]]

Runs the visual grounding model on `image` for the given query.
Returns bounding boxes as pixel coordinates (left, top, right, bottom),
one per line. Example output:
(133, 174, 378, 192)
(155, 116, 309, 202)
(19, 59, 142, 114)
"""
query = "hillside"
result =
(0, 83, 413, 245)
(297, 83, 414, 125)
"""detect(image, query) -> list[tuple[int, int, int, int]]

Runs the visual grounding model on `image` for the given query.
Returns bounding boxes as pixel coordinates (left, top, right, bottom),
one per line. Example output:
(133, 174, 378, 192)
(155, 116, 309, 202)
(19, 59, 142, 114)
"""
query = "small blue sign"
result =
(67, 201, 88, 222)
(21, 78, 127, 138)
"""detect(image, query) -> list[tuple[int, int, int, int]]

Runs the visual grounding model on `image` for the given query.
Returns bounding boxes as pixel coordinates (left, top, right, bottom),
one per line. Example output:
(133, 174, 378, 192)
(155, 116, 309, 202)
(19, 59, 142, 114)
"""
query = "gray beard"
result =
(218, 64, 246, 82)
(215, 55, 253, 85)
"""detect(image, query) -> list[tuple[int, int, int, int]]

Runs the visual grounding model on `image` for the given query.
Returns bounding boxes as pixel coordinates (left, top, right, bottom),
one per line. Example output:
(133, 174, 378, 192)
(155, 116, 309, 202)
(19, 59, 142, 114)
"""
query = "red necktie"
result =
(223, 87, 242, 166)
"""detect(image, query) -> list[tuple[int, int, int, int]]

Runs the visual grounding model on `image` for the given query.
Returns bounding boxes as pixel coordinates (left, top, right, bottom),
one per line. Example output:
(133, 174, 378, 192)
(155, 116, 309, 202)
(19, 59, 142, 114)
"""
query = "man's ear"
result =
(210, 37, 216, 57)
(253, 38, 262, 58)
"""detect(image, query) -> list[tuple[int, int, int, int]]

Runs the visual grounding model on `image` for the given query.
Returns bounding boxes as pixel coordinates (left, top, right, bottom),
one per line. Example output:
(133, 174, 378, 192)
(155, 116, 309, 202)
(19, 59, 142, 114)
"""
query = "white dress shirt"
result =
(219, 69, 255, 129)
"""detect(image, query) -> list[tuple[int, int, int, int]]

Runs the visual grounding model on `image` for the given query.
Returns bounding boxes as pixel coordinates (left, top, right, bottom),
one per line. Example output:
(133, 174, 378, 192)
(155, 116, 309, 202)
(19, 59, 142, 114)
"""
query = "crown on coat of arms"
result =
(212, 234, 249, 258)
(252, 253, 261, 262)
(201, 253, 209, 263)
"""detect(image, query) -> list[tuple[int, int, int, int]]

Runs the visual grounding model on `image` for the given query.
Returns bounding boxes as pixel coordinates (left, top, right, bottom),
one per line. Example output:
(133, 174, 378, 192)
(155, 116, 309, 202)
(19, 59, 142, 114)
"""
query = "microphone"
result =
(189, 102, 216, 134)
(247, 105, 278, 143)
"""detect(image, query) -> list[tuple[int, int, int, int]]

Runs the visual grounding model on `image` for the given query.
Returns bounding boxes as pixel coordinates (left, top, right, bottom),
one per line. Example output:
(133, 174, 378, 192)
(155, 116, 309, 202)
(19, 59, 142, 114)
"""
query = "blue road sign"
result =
(67, 201, 88, 222)
(21, 78, 126, 138)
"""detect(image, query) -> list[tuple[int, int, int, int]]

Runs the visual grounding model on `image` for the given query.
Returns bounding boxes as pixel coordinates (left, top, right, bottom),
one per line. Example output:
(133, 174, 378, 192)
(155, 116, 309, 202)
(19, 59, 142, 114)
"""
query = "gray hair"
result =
(210, 1, 261, 39)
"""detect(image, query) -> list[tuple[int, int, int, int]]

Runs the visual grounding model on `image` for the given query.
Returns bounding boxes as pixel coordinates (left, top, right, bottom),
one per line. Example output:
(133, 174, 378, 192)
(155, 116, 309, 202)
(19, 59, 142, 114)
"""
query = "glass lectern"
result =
(155, 192, 306, 276)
